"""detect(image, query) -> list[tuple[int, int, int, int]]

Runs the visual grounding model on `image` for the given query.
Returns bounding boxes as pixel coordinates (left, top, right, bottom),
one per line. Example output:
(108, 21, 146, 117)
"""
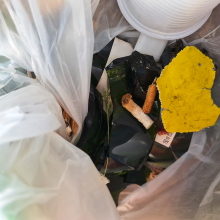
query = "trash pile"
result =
(1, 0, 220, 220)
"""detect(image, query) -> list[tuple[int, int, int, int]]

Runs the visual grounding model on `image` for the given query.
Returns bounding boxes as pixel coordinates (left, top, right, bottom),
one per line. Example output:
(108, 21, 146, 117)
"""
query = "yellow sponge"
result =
(157, 46, 220, 133)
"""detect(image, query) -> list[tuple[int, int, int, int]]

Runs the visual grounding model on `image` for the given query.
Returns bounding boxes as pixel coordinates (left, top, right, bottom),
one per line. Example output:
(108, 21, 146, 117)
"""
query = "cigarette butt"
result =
(122, 94, 154, 129)
(143, 79, 157, 114)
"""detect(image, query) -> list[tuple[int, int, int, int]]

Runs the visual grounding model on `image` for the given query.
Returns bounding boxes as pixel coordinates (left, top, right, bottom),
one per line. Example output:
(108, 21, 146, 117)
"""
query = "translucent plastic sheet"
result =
(93, 0, 131, 53)
(0, 83, 120, 220)
(0, 63, 37, 96)
(117, 26, 220, 220)
(0, 0, 94, 141)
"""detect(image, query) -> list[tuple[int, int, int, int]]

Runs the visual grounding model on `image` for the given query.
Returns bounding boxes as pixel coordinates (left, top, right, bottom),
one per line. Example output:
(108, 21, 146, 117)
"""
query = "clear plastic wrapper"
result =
(0, 0, 94, 141)
(93, 0, 131, 53)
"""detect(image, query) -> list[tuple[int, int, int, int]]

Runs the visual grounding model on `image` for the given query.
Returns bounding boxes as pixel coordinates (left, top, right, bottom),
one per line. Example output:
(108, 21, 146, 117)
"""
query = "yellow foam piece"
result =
(157, 46, 220, 133)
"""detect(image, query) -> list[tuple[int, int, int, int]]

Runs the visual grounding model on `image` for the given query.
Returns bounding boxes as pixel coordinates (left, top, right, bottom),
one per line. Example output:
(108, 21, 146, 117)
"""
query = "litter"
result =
(1, 1, 220, 220)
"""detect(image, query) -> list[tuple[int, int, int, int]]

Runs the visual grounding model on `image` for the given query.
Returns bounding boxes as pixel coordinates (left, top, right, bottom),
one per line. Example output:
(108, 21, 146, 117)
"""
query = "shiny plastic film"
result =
(0, 0, 94, 141)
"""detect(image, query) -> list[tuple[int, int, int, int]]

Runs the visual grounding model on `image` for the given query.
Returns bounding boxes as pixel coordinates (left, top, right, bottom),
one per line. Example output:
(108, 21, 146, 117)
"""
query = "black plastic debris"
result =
(125, 51, 161, 106)
(160, 47, 172, 68)
(77, 86, 108, 167)
(106, 50, 192, 170)
(106, 53, 159, 170)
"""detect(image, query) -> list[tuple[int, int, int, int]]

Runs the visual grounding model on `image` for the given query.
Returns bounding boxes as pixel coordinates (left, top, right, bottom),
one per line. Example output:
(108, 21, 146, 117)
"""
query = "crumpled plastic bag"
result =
(0, 0, 94, 141)
(117, 17, 220, 220)
(0, 83, 120, 220)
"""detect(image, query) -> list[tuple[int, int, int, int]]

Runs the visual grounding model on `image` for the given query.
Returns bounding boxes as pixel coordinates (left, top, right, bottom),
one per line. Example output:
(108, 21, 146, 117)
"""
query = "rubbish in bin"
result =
(95, 39, 193, 172)
(102, 40, 190, 170)
(157, 46, 220, 133)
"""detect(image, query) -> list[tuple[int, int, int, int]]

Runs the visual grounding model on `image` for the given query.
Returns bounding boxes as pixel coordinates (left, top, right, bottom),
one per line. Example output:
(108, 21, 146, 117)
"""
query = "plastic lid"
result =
(117, 0, 220, 40)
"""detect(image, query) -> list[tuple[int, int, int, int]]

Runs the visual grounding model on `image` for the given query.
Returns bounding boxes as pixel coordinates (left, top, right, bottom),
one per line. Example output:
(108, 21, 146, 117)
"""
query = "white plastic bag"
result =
(0, 0, 94, 141)
(0, 84, 120, 220)
(0, 132, 121, 220)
